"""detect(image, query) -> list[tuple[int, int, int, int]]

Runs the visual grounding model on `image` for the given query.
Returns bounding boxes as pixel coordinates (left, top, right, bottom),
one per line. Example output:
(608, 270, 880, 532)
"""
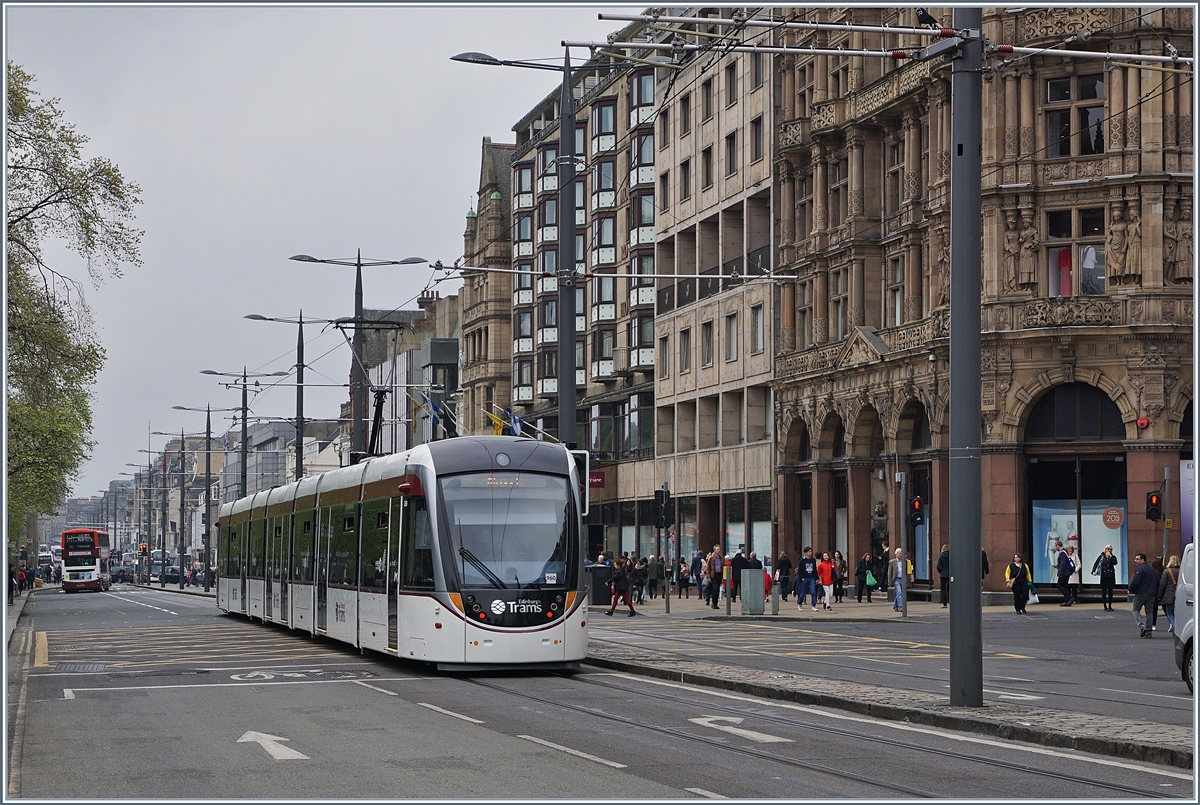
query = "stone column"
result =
(814, 265, 829, 344)
(846, 462, 873, 565)
(781, 55, 796, 120)
(1003, 69, 1018, 184)
(813, 145, 828, 240)
(811, 466, 833, 555)
(781, 280, 796, 351)
(780, 160, 796, 265)
(980, 448, 1022, 594)
(905, 235, 923, 323)
(903, 106, 921, 203)
(1019, 69, 1035, 183)
(849, 128, 865, 220)
(849, 258, 865, 328)
(1125, 65, 1142, 173)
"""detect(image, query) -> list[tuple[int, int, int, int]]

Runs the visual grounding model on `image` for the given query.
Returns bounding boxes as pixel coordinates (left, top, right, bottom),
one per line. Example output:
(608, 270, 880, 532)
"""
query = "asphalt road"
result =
(588, 603, 1193, 727)
(7, 585, 1192, 799)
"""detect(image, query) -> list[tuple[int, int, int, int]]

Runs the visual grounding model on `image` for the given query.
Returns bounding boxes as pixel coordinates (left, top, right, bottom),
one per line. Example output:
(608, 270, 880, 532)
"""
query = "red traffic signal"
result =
(1146, 491, 1163, 521)
(910, 496, 925, 527)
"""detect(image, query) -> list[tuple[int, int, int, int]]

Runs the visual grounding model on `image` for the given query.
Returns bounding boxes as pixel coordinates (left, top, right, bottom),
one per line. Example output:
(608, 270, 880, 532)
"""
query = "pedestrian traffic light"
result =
(654, 486, 673, 529)
(1146, 491, 1163, 521)
(910, 496, 925, 527)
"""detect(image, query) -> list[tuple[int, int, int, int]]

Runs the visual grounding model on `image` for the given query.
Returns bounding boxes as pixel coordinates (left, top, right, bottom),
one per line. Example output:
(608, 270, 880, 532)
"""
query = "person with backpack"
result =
(774, 551, 792, 602)
(1158, 555, 1180, 633)
(676, 557, 691, 599)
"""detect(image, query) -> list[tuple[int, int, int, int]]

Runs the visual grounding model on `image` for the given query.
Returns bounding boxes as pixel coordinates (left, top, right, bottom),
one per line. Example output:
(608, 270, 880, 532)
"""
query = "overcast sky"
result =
(6, 2, 632, 500)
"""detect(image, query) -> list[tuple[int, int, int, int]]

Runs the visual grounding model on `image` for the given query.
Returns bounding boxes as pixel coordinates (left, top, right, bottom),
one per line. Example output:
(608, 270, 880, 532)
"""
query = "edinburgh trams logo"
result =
(490, 599, 507, 615)
(490, 599, 544, 615)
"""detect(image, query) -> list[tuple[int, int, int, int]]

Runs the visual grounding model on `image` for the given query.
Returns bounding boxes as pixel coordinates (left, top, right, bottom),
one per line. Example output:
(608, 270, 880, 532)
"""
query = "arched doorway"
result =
(895, 399, 933, 581)
(1024, 383, 1127, 586)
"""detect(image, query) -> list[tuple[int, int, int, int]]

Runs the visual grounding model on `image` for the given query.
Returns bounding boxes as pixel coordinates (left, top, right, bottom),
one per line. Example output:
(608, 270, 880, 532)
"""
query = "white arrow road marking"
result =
(685, 788, 726, 798)
(688, 716, 794, 743)
(237, 731, 309, 760)
(517, 735, 626, 768)
(942, 684, 1044, 701)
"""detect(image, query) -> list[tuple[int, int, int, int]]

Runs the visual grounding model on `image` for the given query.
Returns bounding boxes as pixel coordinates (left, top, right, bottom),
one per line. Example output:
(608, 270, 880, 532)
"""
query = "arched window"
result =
(1026, 383, 1124, 441)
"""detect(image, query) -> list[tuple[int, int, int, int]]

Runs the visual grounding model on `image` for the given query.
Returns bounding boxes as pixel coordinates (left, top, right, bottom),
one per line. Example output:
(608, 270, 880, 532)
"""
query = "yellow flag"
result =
(485, 410, 505, 436)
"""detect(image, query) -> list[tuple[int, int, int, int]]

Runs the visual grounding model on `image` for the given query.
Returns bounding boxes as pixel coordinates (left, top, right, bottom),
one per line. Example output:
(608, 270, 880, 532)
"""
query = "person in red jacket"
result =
(816, 552, 836, 611)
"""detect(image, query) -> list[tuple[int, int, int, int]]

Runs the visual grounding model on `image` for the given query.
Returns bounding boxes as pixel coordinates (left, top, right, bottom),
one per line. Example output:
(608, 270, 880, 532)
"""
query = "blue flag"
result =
(420, 393, 439, 426)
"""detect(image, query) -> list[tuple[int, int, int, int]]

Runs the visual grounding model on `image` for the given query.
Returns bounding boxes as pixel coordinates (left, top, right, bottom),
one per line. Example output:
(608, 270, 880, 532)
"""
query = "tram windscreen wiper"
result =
(458, 547, 507, 590)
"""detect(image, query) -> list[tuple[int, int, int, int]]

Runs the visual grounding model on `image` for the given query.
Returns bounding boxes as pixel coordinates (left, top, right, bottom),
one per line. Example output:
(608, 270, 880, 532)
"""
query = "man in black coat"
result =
(936, 546, 950, 608)
(775, 551, 792, 601)
(730, 549, 747, 603)
(1129, 553, 1158, 637)
(1055, 541, 1074, 606)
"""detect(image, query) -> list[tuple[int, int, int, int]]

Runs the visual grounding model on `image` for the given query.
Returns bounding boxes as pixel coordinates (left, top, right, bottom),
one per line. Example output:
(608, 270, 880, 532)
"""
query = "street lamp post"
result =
(174, 405, 237, 593)
(201, 368, 288, 498)
(451, 50, 578, 446)
(288, 252, 428, 459)
(177, 429, 186, 590)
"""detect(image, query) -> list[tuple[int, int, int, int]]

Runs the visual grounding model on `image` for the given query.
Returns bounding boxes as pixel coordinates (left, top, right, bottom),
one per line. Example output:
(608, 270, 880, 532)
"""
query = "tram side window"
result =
(401, 495, 435, 589)
(249, 519, 265, 579)
(328, 505, 358, 587)
(360, 499, 388, 592)
(294, 517, 314, 583)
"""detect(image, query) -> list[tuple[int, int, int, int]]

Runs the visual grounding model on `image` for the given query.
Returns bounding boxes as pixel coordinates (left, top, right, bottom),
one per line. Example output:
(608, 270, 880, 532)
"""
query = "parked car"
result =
(111, 562, 135, 583)
(161, 566, 182, 585)
(1174, 542, 1194, 693)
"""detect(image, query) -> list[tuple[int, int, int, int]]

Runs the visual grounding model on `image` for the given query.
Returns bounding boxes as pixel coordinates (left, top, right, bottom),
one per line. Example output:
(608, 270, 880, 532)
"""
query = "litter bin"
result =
(587, 565, 613, 606)
(740, 569, 764, 615)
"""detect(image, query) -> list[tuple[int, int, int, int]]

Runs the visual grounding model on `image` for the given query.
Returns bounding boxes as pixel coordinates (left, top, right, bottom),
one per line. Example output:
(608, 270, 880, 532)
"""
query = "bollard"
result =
(771, 575, 779, 615)
(724, 558, 732, 616)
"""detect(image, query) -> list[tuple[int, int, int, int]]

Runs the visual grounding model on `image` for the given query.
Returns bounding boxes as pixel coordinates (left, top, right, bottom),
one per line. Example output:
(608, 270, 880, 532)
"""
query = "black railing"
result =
(657, 284, 674, 313)
(699, 266, 720, 299)
(676, 277, 696, 307)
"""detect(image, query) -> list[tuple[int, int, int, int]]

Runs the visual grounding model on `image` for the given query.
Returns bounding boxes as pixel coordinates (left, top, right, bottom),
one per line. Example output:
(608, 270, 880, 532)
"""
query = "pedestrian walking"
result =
(887, 548, 912, 611)
(854, 553, 874, 603)
(8, 565, 16, 605)
(816, 552, 835, 611)
(775, 551, 792, 602)
(604, 558, 637, 617)
(632, 556, 648, 605)
(1091, 545, 1119, 611)
(676, 558, 691, 599)
(647, 555, 664, 600)
(1158, 555, 1180, 633)
(1054, 541, 1073, 606)
(1150, 555, 1165, 629)
(794, 547, 818, 611)
(981, 549, 990, 579)
(17, 568, 26, 594)
(833, 550, 848, 604)
(1065, 545, 1081, 604)
(1005, 553, 1033, 614)
(936, 544, 951, 608)
(691, 551, 707, 602)
(874, 541, 890, 593)
(705, 546, 724, 609)
(1129, 553, 1158, 637)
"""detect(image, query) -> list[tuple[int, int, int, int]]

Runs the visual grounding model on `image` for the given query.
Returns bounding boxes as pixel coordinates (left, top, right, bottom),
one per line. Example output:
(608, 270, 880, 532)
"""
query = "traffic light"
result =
(139, 543, 148, 556)
(654, 486, 673, 530)
(910, 496, 925, 527)
(1146, 491, 1163, 521)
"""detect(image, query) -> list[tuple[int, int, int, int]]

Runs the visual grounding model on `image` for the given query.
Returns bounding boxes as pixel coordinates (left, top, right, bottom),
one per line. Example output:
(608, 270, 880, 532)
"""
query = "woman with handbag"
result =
(855, 553, 874, 603)
(676, 558, 692, 599)
(1005, 553, 1033, 614)
(833, 550, 848, 604)
(1158, 555, 1180, 633)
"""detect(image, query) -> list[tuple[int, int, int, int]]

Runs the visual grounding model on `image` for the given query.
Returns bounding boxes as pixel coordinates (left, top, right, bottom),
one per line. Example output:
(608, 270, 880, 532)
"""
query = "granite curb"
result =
(585, 644, 1194, 770)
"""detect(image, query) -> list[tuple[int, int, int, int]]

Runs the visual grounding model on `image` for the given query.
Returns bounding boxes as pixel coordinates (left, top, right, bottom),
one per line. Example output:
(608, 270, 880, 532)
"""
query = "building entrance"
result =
(1027, 456, 1128, 586)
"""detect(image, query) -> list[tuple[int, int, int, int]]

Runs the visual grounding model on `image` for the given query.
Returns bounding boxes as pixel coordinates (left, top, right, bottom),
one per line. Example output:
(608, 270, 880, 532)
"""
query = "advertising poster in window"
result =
(1181, 461, 1194, 549)
(1032, 499, 1127, 585)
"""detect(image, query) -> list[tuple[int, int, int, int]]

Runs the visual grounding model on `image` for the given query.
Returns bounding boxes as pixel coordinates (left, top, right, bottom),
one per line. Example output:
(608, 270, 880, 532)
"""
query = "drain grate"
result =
(55, 663, 106, 673)
(57, 645, 99, 651)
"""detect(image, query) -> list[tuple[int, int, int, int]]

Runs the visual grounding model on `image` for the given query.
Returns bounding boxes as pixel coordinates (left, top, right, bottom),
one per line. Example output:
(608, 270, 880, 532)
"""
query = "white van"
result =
(1174, 542, 1194, 693)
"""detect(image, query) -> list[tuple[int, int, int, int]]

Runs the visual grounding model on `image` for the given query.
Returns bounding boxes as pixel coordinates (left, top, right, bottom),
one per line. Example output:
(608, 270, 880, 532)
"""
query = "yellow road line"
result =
(34, 633, 48, 667)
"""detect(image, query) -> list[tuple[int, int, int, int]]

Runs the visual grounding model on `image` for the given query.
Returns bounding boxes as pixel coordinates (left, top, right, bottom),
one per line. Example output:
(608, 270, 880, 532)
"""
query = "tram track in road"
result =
(559, 672, 1183, 799)
(590, 622, 1193, 717)
(463, 676, 941, 798)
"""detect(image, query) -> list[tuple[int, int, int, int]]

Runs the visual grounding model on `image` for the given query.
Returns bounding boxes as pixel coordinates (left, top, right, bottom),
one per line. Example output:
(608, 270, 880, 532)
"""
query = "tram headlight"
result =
(471, 603, 481, 613)
(550, 602, 559, 611)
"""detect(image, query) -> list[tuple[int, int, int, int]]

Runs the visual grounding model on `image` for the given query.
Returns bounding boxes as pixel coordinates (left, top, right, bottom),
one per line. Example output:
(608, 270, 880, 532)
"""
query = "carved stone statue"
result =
(1018, 212, 1038, 288)
(1176, 198, 1193, 283)
(934, 228, 950, 307)
(1106, 204, 1128, 284)
(1124, 203, 1142, 285)
(1002, 211, 1020, 291)
(1163, 199, 1179, 283)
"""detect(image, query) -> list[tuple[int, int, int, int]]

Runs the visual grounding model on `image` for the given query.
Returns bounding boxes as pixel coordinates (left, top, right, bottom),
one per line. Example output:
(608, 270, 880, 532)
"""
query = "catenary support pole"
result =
(557, 48, 577, 449)
(948, 6, 984, 707)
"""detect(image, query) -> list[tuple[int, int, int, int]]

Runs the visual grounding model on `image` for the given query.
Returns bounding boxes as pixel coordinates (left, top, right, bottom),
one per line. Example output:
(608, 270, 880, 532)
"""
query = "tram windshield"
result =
(440, 472, 575, 590)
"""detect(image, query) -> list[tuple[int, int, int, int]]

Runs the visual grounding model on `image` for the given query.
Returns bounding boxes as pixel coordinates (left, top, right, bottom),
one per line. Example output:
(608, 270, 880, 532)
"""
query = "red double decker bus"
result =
(61, 529, 112, 592)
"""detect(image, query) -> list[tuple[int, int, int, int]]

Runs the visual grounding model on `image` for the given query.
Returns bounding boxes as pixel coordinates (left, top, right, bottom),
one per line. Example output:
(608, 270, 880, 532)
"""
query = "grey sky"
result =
(5, 3, 631, 500)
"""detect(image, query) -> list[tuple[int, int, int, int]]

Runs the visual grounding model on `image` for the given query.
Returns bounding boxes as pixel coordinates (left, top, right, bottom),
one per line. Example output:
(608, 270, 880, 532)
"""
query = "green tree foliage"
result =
(6, 62, 141, 536)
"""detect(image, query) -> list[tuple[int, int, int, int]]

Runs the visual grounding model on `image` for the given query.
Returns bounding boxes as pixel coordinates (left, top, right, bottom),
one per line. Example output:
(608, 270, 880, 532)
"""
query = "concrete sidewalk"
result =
(587, 591, 1194, 769)
(5, 586, 35, 649)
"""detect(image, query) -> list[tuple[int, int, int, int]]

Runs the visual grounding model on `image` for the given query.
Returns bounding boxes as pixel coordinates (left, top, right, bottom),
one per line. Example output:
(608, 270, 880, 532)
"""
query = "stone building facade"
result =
(771, 7, 1193, 592)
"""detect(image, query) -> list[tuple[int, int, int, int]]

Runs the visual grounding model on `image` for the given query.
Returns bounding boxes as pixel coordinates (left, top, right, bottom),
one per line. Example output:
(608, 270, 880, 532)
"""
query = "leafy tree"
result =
(6, 62, 141, 544)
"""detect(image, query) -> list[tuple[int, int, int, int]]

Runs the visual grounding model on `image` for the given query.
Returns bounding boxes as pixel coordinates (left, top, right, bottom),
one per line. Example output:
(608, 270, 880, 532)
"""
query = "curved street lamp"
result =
(288, 251, 428, 458)
(174, 405, 239, 592)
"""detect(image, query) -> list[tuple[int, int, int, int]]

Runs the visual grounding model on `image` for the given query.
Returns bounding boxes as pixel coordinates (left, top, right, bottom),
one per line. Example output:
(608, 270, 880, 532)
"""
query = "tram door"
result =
(264, 522, 275, 620)
(316, 507, 331, 632)
(239, 522, 248, 613)
(278, 515, 290, 624)
(388, 496, 402, 651)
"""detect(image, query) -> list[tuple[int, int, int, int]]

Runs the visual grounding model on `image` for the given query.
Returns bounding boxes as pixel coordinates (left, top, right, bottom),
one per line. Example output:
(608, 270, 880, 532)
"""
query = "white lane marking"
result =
(62, 689, 75, 700)
(418, 702, 482, 722)
(354, 680, 399, 696)
(59, 678, 375, 696)
(237, 731, 309, 760)
(849, 656, 911, 666)
(986, 676, 1034, 682)
(689, 715, 794, 744)
(101, 592, 177, 616)
(1096, 687, 1194, 702)
(517, 735, 627, 768)
(685, 788, 726, 798)
(603, 673, 1194, 781)
(941, 684, 1044, 702)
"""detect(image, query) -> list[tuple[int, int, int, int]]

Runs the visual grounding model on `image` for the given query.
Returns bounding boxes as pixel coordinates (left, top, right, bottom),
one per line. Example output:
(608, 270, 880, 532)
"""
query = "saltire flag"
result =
(499, 407, 523, 437)
(420, 393, 439, 426)
(485, 410, 506, 436)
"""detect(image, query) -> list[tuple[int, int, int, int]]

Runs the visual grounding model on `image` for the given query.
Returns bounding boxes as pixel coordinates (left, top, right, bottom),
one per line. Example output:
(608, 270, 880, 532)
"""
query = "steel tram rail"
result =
(590, 623, 1194, 716)
(561, 672, 1181, 798)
